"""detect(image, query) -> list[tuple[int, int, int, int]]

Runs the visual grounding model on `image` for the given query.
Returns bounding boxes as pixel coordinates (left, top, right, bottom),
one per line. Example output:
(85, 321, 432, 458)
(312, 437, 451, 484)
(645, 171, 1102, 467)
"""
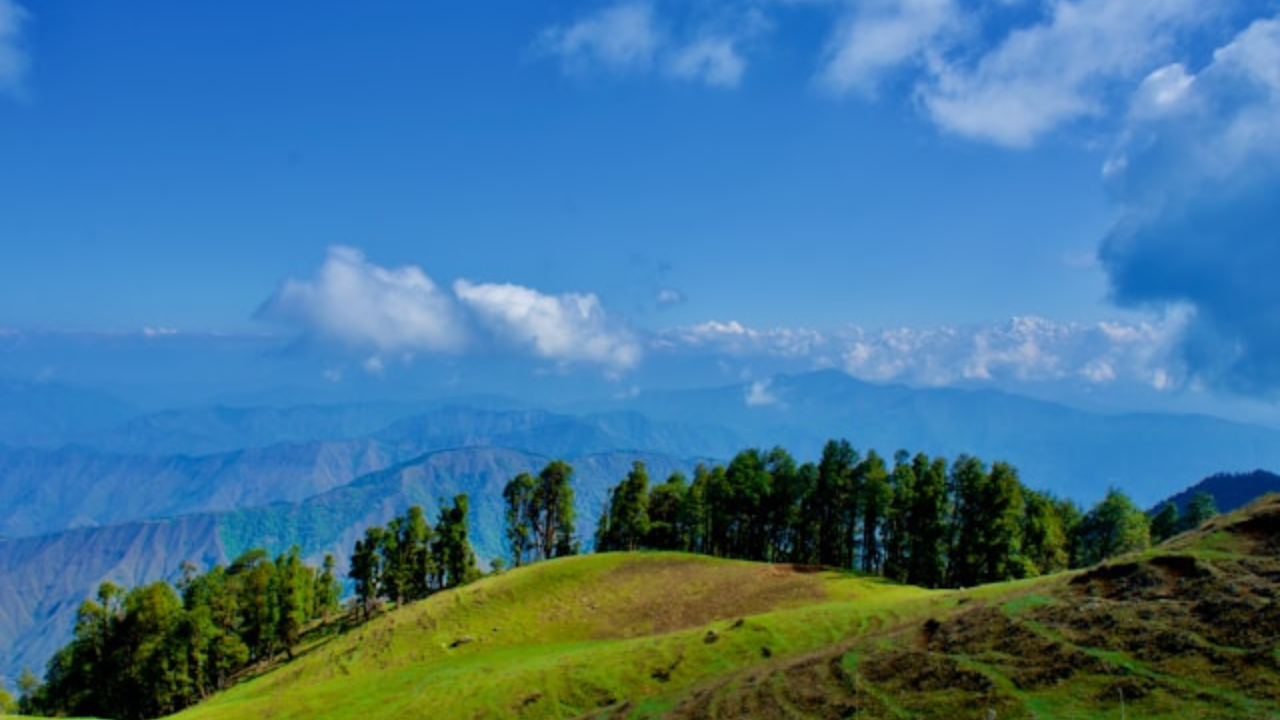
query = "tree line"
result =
(590, 440, 1184, 588)
(18, 496, 484, 720)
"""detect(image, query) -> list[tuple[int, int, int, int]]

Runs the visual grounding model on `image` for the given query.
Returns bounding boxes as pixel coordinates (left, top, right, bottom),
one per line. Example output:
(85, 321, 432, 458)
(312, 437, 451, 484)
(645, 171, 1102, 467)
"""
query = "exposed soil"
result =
(589, 559, 830, 640)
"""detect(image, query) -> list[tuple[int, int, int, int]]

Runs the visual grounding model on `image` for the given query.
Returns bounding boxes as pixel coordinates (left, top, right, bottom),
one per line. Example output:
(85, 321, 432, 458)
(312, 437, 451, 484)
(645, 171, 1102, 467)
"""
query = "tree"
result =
(314, 553, 342, 622)
(502, 472, 536, 567)
(16, 667, 41, 715)
(274, 547, 309, 659)
(646, 472, 690, 551)
(349, 526, 385, 619)
(947, 455, 988, 587)
(811, 439, 859, 568)
(881, 451, 916, 582)
(979, 461, 1026, 583)
(434, 494, 480, 589)
(1076, 488, 1150, 566)
(1022, 490, 1069, 575)
(1181, 491, 1218, 532)
(600, 461, 651, 551)
(902, 455, 948, 588)
(1150, 502, 1181, 543)
(532, 460, 577, 560)
(858, 451, 891, 574)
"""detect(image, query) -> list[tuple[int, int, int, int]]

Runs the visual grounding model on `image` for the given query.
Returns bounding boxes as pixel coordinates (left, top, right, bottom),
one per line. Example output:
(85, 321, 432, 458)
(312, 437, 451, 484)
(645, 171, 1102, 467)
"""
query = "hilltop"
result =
(156, 495, 1280, 720)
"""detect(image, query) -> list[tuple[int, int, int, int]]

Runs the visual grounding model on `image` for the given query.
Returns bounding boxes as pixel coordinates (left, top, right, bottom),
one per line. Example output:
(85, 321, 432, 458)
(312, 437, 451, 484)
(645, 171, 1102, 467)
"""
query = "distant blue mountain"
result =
(0, 446, 699, 687)
(594, 369, 1280, 506)
(0, 380, 139, 449)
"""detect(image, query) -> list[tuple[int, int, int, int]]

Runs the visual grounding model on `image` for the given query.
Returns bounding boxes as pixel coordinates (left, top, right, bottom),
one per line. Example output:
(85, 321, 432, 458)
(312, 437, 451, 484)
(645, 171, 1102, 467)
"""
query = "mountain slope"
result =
(1, 406, 734, 540)
(0, 515, 224, 689)
(167, 496, 1280, 720)
(173, 554, 932, 720)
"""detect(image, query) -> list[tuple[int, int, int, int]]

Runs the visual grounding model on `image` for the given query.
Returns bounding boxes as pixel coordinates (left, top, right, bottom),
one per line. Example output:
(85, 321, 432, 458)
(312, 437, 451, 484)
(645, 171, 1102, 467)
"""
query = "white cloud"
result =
(745, 378, 779, 407)
(261, 247, 643, 372)
(454, 280, 641, 370)
(538, 2, 661, 75)
(0, 0, 30, 100)
(813, 0, 1222, 146)
(660, 315, 1184, 390)
(919, 0, 1207, 146)
(668, 36, 747, 87)
(259, 246, 468, 354)
(817, 0, 957, 96)
(537, 2, 764, 88)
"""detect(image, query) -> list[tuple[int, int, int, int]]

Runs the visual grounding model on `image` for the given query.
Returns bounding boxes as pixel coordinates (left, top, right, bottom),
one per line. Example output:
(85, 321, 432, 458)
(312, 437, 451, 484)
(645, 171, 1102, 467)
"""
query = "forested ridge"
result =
(14, 439, 1201, 719)
(590, 440, 1171, 588)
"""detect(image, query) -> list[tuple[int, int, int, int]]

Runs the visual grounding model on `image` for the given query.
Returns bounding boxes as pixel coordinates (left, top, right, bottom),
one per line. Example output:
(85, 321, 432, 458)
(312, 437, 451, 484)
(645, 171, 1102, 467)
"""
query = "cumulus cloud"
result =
(454, 280, 642, 370)
(0, 0, 30, 100)
(1099, 15, 1280, 395)
(258, 246, 468, 354)
(259, 246, 640, 372)
(537, 1, 763, 88)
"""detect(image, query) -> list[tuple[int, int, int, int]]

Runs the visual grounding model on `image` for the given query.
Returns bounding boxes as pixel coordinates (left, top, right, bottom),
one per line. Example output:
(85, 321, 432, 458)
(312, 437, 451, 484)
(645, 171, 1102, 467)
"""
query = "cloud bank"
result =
(659, 315, 1184, 392)
(258, 247, 641, 372)
(1099, 15, 1280, 395)
(0, 0, 29, 100)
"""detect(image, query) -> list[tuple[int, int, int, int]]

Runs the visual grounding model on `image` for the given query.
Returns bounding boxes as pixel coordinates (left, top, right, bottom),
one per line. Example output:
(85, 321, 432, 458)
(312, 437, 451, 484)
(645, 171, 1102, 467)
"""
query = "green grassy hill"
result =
(170, 496, 1280, 720)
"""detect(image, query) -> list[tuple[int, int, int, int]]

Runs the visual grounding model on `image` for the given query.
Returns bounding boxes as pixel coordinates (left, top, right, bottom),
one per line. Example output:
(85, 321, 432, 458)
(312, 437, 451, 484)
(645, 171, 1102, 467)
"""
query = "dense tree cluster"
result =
(348, 497, 481, 618)
(595, 441, 1156, 587)
(21, 497, 484, 719)
(502, 461, 579, 567)
(19, 547, 341, 719)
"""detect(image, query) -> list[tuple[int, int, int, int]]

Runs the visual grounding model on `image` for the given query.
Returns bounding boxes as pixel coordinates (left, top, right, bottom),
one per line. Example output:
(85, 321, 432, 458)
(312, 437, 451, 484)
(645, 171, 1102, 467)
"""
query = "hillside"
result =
(168, 496, 1280, 720)
(0, 447, 700, 686)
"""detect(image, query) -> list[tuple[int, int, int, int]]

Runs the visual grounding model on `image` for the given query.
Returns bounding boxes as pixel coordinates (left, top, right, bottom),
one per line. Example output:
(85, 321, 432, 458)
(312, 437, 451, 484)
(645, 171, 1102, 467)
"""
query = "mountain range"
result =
(3, 370, 1280, 688)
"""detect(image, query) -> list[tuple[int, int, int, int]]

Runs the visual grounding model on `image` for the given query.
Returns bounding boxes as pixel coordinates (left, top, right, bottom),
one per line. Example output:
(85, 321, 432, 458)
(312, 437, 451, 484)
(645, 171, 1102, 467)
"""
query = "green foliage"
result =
(1076, 488, 1151, 566)
(1150, 501, 1181, 543)
(534, 460, 578, 561)
(28, 547, 335, 720)
(594, 440, 1082, 593)
(1181, 490, 1219, 531)
(502, 472, 536, 568)
(596, 461, 651, 552)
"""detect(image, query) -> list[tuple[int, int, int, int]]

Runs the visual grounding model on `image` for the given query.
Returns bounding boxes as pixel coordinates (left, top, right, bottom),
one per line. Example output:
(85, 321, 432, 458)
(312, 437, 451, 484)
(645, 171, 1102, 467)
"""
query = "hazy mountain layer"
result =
(0, 446, 699, 687)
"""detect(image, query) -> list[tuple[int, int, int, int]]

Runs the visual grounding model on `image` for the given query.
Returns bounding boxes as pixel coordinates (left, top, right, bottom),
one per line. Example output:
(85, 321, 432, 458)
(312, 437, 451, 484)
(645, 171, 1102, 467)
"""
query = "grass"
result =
(174, 553, 935, 720)
(168, 496, 1280, 720)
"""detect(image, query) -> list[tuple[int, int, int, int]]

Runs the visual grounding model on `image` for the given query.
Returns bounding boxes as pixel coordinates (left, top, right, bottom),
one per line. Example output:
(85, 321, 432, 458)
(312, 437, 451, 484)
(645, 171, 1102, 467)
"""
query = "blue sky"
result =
(2, 1, 1279, 416)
